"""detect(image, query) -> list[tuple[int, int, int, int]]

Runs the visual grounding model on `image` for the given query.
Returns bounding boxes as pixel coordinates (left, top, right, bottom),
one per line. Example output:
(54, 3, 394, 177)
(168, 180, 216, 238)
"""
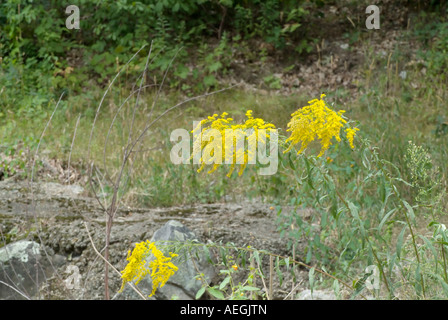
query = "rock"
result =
(114, 220, 216, 300)
(40, 182, 84, 198)
(0, 240, 66, 299)
(297, 289, 336, 300)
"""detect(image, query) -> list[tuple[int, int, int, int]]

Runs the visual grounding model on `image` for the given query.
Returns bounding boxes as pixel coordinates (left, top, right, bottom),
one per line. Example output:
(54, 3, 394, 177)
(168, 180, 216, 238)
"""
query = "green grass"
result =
(1, 55, 447, 209)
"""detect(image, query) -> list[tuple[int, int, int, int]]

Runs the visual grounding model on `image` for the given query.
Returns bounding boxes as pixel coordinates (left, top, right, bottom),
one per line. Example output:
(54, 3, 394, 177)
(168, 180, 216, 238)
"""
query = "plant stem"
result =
(401, 199, 426, 298)
(368, 142, 426, 299)
(441, 243, 448, 283)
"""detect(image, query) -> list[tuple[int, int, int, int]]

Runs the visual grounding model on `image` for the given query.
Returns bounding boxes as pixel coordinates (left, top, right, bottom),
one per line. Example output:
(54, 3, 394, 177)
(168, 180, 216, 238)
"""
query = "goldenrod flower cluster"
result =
(192, 110, 276, 177)
(119, 240, 178, 297)
(345, 127, 360, 149)
(284, 94, 359, 157)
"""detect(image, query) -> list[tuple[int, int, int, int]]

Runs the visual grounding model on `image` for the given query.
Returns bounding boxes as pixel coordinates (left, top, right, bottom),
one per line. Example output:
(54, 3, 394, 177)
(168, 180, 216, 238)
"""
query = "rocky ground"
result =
(0, 176, 318, 300)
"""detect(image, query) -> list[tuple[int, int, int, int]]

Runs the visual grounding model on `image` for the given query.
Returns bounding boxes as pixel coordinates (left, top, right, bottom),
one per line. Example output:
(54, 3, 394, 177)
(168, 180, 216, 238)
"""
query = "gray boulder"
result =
(0, 240, 66, 299)
(114, 220, 216, 300)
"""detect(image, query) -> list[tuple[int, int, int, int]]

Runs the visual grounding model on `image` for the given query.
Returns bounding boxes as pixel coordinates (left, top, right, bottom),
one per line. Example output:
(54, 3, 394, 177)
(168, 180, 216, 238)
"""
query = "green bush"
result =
(0, 0, 316, 112)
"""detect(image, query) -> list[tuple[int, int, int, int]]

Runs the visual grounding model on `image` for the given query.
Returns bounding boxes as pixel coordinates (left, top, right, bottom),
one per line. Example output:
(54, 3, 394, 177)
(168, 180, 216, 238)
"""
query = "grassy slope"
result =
(1, 30, 446, 208)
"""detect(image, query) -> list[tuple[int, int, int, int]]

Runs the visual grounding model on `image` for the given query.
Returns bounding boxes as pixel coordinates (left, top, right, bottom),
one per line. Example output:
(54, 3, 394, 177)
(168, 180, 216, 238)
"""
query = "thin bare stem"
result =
(67, 113, 81, 185)
(28, 92, 65, 298)
(0, 281, 30, 300)
(87, 45, 147, 164)
(147, 46, 183, 122)
(255, 260, 270, 300)
(30, 92, 65, 185)
(269, 255, 273, 300)
(442, 243, 448, 283)
(125, 42, 153, 163)
(103, 84, 158, 182)
(283, 280, 303, 300)
(83, 222, 147, 300)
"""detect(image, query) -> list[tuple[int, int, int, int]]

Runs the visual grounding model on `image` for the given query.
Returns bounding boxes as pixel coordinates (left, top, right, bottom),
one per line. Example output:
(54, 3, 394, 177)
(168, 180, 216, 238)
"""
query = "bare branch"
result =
(83, 222, 147, 300)
(0, 281, 30, 300)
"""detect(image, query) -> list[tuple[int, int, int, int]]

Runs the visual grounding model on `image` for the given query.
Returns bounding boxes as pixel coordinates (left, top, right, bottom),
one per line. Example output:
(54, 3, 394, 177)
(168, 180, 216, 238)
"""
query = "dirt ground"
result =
(0, 175, 316, 300)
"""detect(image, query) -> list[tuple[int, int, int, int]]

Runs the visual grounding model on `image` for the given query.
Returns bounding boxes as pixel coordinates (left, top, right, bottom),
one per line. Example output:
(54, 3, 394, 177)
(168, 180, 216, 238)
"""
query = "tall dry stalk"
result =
(84, 44, 235, 299)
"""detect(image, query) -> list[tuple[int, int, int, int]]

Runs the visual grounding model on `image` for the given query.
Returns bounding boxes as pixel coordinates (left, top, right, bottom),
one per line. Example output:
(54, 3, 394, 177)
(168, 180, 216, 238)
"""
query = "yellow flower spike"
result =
(119, 240, 178, 297)
(192, 110, 275, 177)
(285, 94, 358, 157)
(345, 127, 359, 149)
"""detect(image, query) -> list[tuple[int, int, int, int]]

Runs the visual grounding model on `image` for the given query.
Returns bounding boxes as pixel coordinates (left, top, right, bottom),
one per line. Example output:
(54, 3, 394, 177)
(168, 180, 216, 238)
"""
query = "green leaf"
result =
(347, 201, 364, 235)
(309, 267, 315, 293)
(362, 148, 371, 170)
(239, 251, 247, 268)
(208, 61, 222, 73)
(282, 23, 301, 33)
(203, 245, 212, 264)
(378, 208, 397, 232)
(175, 64, 189, 79)
(220, 247, 227, 265)
(275, 257, 283, 286)
(195, 286, 206, 300)
(402, 200, 416, 223)
(414, 264, 422, 296)
(393, 177, 413, 187)
(332, 279, 340, 299)
(207, 287, 225, 300)
(219, 0, 233, 7)
(288, 152, 296, 170)
(219, 276, 231, 291)
(347, 201, 359, 219)
(203, 75, 217, 87)
(241, 286, 260, 291)
(396, 225, 407, 259)
(306, 246, 312, 264)
(419, 235, 438, 270)
(435, 274, 448, 297)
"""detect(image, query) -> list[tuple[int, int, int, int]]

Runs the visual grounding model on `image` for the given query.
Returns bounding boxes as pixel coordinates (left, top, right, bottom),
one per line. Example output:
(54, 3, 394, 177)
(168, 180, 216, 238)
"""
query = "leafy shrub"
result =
(0, 0, 317, 113)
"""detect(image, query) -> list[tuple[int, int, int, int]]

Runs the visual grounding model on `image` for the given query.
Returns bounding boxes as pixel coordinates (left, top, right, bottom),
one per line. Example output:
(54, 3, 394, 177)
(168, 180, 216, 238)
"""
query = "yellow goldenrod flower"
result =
(345, 127, 359, 149)
(192, 110, 276, 177)
(285, 94, 359, 157)
(119, 240, 178, 297)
